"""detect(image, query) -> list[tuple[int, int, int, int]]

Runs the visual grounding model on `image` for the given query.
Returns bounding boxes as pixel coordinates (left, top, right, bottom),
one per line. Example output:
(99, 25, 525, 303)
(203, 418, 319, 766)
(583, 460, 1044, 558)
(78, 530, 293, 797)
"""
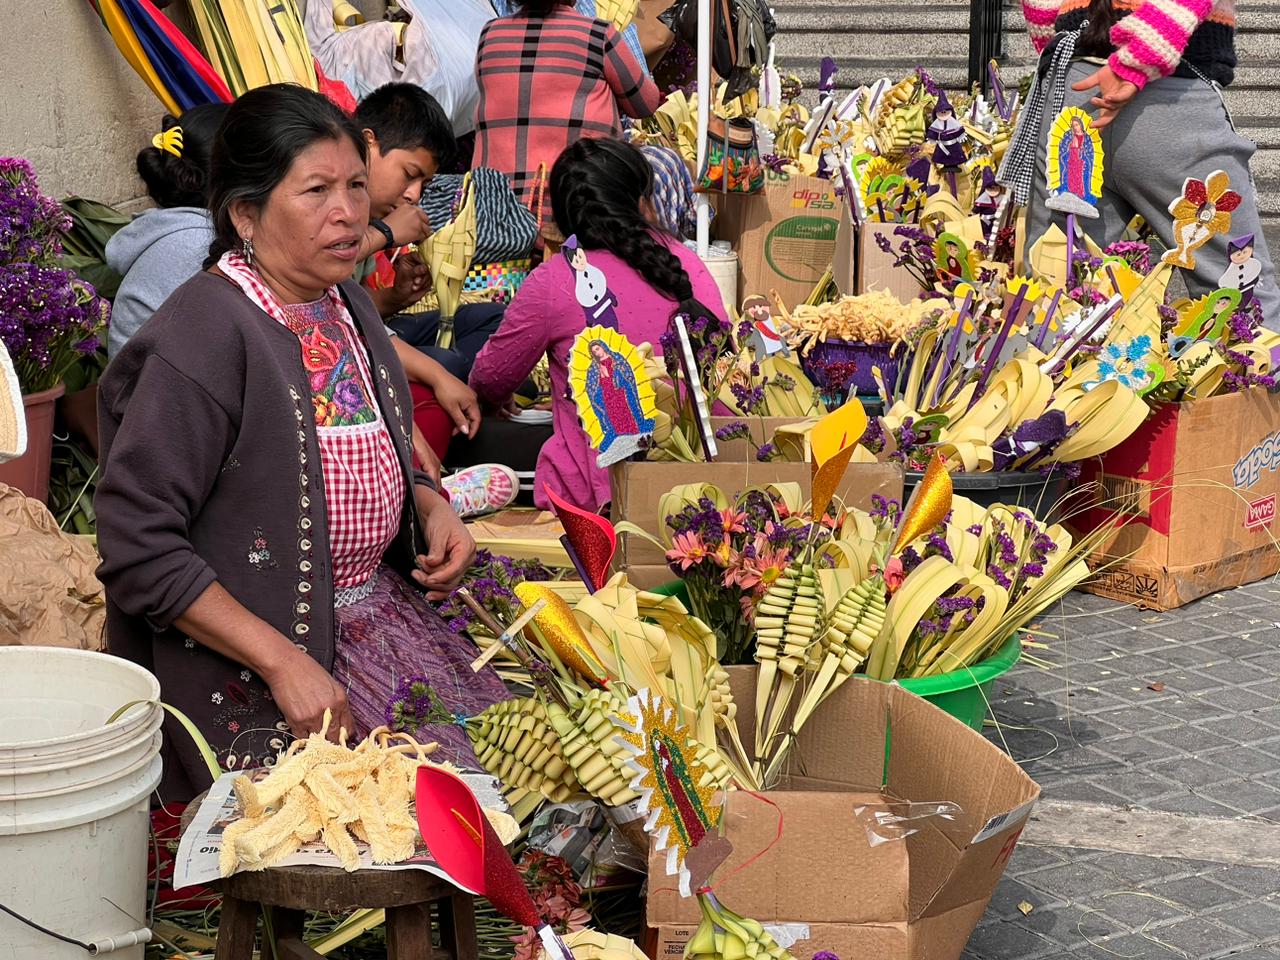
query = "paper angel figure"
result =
(1169, 288, 1241, 359)
(973, 167, 1006, 238)
(1162, 171, 1241, 270)
(423, 173, 477, 348)
(927, 91, 967, 169)
(569, 326, 657, 467)
(1219, 234, 1262, 306)
(1045, 108, 1103, 218)
(0, 339, 26, 464)
(935, 233, 973, 283)
(741, 295, 790, 358)
(563, 236, 620, 329)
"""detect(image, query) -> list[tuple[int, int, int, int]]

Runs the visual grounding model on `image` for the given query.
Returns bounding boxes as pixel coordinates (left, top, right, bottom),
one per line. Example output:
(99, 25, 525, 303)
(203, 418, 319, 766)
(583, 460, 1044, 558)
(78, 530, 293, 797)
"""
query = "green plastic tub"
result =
(650, 580, 1021, 731)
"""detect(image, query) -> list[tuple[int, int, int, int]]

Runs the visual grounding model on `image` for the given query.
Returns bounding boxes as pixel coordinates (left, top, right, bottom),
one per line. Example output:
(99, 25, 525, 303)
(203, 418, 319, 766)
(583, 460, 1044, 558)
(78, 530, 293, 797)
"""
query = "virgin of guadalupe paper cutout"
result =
(1219, 234, 1262, 306)
(1168, 288, 1241, 358)
(614, 689, 729, 897)
(935, 232, 973, 283)
(569, 326, 657, 467)
(1162, 171, 1241, 269)
(1045, 107, 1103, 218)
(741, 295, 791, 358)
(563, 235, 620, 330)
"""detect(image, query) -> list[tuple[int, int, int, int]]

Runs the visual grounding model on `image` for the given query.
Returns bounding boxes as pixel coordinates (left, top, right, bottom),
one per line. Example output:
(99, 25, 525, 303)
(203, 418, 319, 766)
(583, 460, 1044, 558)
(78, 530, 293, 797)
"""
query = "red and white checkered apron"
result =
(220, 253, 405, 590)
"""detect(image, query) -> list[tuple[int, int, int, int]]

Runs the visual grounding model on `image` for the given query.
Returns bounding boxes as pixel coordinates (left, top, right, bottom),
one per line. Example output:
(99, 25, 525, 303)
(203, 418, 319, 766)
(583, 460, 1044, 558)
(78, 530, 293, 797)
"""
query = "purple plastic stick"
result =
(971, 286, 1028, 404)
(1048, 295, 1124, 376)
(1034, 289, 1063, 351)
(1066, 213, 1077, 288)
(933, 291, 975, 406)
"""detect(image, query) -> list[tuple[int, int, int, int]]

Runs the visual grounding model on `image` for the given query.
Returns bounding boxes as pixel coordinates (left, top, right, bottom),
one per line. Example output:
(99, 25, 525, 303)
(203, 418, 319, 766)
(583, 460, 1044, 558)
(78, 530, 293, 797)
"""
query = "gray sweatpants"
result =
(1023, 61, 1280, 330)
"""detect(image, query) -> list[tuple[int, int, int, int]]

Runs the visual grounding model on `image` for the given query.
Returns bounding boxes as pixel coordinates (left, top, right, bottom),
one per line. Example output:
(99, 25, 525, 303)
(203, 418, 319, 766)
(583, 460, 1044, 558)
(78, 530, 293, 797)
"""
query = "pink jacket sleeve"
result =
(1022, 0, 1061, 53)
(1109, 0, 1213, 88)
(469, 264, 554, 405)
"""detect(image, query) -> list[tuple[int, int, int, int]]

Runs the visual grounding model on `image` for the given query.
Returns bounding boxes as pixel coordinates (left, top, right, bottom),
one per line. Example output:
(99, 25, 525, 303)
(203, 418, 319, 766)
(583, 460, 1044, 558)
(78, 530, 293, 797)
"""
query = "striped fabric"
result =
(472, 8, 661, 225)
(1023, 0, 1237, 88)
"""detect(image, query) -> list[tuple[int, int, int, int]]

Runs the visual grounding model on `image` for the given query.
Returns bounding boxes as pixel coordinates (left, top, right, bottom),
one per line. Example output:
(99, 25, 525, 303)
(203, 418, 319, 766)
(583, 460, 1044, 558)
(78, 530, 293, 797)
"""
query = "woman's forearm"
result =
(392, 337, 449, 388)
(173, 581, 305, 685)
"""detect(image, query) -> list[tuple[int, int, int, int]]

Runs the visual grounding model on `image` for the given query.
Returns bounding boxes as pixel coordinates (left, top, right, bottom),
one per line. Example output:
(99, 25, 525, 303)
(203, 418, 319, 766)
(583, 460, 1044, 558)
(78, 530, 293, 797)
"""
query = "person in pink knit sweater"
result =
(1005, 0, 1279, 328)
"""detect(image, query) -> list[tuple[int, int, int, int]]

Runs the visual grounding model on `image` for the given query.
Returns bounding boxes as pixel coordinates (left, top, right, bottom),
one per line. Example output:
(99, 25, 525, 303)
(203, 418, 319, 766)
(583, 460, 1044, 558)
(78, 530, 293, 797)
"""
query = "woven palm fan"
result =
(0, 342, 26, 464)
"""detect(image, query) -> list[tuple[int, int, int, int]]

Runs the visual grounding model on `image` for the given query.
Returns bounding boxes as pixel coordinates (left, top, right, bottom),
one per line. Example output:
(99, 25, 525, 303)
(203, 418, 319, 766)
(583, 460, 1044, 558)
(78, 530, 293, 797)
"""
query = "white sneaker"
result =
(442, 463, 519, 519)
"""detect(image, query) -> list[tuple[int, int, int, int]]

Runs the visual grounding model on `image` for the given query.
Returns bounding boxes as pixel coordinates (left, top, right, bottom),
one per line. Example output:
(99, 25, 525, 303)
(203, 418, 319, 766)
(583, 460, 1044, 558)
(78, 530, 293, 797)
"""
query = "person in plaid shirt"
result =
(472, 0, 661, 228)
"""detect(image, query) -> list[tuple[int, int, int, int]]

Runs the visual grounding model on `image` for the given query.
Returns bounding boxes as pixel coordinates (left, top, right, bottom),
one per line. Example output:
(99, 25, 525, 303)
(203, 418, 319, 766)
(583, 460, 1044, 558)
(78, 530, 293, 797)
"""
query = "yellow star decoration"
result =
(614, 690, 727, 897)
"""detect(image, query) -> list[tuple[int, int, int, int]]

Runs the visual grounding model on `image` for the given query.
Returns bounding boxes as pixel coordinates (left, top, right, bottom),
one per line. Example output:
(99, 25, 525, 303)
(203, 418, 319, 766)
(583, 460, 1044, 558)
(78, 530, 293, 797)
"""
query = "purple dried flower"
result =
(715, 420, 751, 442)
(756, 442, 776, 462)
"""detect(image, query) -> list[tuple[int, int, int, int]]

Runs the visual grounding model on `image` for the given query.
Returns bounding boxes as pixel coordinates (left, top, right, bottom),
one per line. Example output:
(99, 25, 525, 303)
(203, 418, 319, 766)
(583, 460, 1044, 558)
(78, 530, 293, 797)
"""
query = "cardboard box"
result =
(611, 461, 903, 568)
(707, 416, 812, 461)
(647, 668, 1040, 960)
(715, 172, 846, 309)
(1073, 388, 1280, 610)
(853, 222, 928, 303)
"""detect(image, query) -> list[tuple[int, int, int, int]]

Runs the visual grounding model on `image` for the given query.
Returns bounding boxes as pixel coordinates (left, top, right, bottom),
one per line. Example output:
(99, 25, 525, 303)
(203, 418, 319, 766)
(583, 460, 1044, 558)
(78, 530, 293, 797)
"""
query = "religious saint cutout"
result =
(741, 295, 791, 358)
(1045, 107, 1103, 218)
(568, 326, 657, 467)
(1163, 171, 1242, 270)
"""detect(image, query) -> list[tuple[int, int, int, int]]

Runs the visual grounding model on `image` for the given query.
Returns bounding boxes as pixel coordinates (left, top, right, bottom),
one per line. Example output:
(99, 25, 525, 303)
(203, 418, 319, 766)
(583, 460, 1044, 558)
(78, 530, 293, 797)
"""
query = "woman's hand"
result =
(412, 484, 476, 600)
(1071, 64, 1139, 129)
(432, 373, 482, 439)
(411, 423, 443, 487)
(262, 646, 356, 742)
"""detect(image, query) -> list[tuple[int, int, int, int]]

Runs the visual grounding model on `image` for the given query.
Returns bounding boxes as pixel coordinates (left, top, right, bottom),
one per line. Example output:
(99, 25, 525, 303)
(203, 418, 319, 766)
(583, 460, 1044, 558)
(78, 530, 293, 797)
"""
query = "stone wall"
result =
(0, 3, 164, 208)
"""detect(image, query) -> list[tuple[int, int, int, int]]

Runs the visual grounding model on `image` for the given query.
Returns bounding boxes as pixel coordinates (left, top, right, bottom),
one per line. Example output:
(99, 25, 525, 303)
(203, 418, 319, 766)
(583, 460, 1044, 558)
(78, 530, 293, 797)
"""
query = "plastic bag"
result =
(527, 801, 648, 888)
(399, 0, 495, 136)
(852, 800, 964, 847)
(305, 0, 493, 135)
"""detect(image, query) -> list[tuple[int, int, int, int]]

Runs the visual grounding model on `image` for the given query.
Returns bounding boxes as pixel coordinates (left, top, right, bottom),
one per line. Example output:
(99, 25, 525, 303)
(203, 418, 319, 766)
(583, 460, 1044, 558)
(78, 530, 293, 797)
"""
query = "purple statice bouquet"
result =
(0, 159, 108, 394)
(437, 549, 557, 636)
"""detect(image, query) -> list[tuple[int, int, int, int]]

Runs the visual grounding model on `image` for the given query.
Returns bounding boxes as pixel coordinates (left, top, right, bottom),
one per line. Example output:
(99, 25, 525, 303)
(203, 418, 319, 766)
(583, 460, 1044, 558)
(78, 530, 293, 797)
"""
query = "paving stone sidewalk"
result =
(966, 582, 1280, 960)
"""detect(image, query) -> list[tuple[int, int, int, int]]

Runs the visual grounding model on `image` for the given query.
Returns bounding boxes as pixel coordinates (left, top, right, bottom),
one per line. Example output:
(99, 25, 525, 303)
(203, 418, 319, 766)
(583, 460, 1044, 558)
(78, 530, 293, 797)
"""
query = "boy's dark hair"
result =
(354, 82, 455, 170)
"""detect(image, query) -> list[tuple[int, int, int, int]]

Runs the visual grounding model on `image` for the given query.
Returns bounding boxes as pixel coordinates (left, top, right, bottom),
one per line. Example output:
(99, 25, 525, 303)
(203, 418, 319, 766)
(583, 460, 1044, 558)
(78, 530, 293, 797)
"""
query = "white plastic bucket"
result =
(0, 647, 163, 960)
(700, 250, 739, 314)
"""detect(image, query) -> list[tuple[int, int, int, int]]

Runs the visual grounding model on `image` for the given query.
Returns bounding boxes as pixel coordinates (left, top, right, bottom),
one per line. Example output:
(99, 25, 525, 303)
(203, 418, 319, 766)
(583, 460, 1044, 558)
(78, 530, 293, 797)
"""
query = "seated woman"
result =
(469, 137, 726, 512)
(96, 85, 508, 802)
(105, 97, 511, 511)
(472, 0, 660, 228)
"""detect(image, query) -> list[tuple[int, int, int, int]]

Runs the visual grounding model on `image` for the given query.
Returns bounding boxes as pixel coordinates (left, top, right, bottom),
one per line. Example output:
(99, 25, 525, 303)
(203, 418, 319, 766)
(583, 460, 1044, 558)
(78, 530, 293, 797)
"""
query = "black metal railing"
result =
(967, 0, 1005, 91)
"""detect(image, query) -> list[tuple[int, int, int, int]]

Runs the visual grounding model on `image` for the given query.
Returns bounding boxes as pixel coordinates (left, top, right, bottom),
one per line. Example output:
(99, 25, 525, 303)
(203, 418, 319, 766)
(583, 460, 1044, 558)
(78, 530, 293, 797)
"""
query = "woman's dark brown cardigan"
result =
(96, 270, 430, 801)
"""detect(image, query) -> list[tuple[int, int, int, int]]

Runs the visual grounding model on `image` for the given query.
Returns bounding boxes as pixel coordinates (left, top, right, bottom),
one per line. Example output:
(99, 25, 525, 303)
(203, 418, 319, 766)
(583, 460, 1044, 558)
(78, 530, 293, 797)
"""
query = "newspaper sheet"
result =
(173, 768, 505, 891)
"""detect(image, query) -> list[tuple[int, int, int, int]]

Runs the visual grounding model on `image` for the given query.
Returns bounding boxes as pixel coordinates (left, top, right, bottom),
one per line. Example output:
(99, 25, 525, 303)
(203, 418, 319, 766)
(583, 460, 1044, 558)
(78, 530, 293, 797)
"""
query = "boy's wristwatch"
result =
(369, 218, 396, 252)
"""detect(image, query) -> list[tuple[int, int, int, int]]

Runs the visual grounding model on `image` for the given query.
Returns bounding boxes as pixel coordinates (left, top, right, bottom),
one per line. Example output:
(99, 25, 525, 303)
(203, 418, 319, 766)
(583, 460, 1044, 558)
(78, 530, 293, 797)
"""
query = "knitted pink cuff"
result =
(1108, 54, 1154, 89)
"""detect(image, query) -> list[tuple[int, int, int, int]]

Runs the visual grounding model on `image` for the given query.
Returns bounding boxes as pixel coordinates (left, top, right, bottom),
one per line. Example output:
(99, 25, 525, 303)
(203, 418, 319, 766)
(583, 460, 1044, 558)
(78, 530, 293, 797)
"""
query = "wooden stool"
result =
(213, 865, 478, 960)
(180, 797, 478, 960)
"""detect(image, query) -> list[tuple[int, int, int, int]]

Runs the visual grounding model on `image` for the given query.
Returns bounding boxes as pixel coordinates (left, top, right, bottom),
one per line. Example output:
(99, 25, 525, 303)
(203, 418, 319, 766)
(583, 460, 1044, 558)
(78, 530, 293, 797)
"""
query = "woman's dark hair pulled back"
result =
(135, 102, 229, 209)
(1076, 0, 1120, 58)
(206, 84, 366, 266)
(518, 0, 573, 16)
(550, 137, 715, 324)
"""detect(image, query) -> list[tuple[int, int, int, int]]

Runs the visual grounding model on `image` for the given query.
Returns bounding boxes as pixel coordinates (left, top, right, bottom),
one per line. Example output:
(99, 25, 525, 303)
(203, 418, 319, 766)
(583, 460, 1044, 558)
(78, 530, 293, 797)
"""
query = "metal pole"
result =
(695, 0, 712, 258)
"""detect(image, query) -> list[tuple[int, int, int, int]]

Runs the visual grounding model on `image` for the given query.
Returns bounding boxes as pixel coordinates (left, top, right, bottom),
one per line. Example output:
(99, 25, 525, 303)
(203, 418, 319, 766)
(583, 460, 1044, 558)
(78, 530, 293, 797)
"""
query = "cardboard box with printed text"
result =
(1073, 388, 1280, 610)
(714, 172, 847, 309)
(646, 667, 1040, 960)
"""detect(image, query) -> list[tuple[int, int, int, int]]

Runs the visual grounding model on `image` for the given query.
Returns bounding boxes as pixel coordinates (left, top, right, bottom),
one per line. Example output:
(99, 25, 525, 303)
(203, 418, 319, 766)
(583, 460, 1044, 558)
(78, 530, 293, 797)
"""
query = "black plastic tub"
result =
(901, 467, 1068, 522)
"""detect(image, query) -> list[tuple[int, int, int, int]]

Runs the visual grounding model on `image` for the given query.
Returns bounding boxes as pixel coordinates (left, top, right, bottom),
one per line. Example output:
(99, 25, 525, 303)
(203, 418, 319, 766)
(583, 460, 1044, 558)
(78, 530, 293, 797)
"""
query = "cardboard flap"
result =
(646, 790, 911, 927)
(882, 687, 1039, 920)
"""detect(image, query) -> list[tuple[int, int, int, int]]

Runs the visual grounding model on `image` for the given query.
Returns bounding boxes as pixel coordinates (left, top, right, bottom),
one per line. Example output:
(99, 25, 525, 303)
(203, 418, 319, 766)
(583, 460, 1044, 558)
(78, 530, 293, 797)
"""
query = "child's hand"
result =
(1071, 64, 1139, 129)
